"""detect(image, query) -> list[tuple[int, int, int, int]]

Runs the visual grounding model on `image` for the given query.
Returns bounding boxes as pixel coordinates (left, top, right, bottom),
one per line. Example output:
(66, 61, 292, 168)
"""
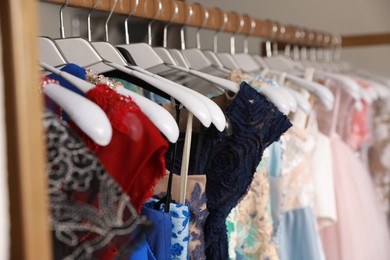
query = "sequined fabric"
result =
(44, 112, 149, 260)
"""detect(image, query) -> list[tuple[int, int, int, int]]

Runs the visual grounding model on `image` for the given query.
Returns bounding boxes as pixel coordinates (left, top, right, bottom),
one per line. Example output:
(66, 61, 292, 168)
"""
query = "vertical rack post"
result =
(0, 0, 52, 259)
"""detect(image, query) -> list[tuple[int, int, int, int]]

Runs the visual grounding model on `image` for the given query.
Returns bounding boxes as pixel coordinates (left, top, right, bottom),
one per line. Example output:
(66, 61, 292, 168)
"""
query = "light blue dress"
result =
(269, 132, 325, 260)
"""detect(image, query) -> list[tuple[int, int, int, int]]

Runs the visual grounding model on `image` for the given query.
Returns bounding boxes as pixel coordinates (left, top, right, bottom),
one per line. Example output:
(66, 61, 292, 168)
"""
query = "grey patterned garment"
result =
(43, 112, 150, 260)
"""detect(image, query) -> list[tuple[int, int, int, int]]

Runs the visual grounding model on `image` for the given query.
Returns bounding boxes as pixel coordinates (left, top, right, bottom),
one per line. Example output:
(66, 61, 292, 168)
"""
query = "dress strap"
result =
(329, 87, 341, 136)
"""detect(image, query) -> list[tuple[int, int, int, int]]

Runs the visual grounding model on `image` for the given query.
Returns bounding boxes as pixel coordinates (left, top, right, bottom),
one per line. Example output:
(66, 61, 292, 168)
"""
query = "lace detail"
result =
(70, 84, 168, 212)
(41, 76, 65, 119)
(86, 69, 124, 90)
(44, 112, 150, 260)
(204, 82, 292, 259)
(229, 69, 270, 89)
(87, 84, 140, 134)
(69, 84, 141, 154)
(280, 126, 316, 211)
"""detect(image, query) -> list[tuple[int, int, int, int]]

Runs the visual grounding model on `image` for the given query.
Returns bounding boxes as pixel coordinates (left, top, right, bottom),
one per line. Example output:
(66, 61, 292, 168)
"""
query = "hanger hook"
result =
(59, 0, 72, 38)
(125, 0, 140, 44)
(163, 0, 179, 48)
(322, 33, 331, 62)
(243, 16, 255, 54)
(230, 13, 245, 55)
(104, 0, 118, 42)
(265, 20, 278, 57)
(307, 30, 317, 61)
(333, 34, 342, 61)
(87, 0, 101, 41)
(180, 4, 193, 50)
(195, 3, 209, 49)
(148, 0, 163, 46)
(292, 27, 302, 60)
(277, 23, 290, 57)
(271, 21, 279, 56)
(213, 9, 228, 53)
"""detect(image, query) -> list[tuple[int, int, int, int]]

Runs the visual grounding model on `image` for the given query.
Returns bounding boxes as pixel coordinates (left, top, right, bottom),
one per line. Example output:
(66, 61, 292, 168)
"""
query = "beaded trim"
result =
(41, 77, 60, 92)
(86, 69, 123, 90)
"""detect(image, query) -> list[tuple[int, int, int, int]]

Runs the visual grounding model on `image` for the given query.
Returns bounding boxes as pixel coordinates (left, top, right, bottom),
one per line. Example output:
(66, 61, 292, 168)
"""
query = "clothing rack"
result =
(342, 32, 390, 47)
(41, 0, 341, 48)
(1, 0, 389, 259)
(41, 0, 390, 48)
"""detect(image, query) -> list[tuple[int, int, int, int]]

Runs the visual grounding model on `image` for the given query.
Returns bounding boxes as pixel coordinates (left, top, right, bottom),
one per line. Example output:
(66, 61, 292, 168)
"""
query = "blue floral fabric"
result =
(170, 203, 190, 260)
(146, 199, 190, 260)
(153, 174, 208, 260)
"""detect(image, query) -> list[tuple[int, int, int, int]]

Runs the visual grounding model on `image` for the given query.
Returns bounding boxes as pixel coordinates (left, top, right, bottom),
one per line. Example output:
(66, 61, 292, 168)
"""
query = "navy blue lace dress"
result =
(203, 82, 292, 259)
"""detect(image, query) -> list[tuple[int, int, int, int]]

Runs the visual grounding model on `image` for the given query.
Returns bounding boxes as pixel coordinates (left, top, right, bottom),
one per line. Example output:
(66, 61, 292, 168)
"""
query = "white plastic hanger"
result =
(231, 16, 263, 73)
(38, 36, 184, 143)
(203, 13, 297, 114)
(39, 3, 181, 143)
(53, 0, 214, 132)
(290, 31, 363, 109)
(116, 1, 239, 95)
(181, 8, 290, 114)
(322, 35, 390, 101)
(178, 5, 221, 72)
(87, 0, 181, 142)
(41, 62, 112, 146)
(114, 0, 227, 131)
(151, 1, 228, 131)
(244, 23, 334, 110)
(353, 73, 390, 100)
(256, 34, 334, 110)
(282, 86, 311, 114)
(172, 3, 230, 87)
(313, 70, 363, 104)
(216, 15, 296, 114)
(264, 68, 334, 110)
(193, 6, 229, 74)
(151, 1, 210, 84)
(166, 4, 234, 81)
(212, 11, 241, 71)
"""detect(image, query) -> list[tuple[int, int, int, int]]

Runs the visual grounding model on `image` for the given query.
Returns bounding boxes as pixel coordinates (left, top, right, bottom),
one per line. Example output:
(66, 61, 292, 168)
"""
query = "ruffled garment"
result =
(317, 81, 390, 260)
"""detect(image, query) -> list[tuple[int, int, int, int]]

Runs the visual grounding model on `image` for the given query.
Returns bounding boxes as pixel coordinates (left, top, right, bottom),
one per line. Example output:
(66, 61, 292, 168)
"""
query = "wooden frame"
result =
(0, 0, 387, 258)
(342, 33, 390, 47)
(40, 0, 335, 47)
(40, 0, 390, 48)
(0, 0, 52, 259)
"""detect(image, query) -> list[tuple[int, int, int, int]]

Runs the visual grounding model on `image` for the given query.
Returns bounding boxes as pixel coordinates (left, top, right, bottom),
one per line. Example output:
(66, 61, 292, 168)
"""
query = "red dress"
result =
(72, 84, 168, 212)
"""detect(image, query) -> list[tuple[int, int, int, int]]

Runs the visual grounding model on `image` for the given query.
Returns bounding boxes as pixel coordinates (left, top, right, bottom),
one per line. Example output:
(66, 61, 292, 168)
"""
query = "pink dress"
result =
(317, 80, 390, 260)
